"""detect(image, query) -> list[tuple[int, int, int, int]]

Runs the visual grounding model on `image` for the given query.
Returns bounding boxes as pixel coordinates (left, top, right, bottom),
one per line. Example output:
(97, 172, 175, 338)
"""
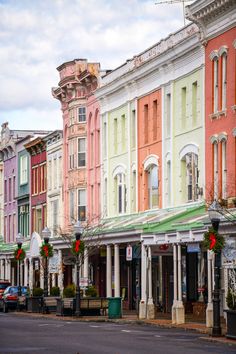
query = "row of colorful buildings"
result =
(0, 0, 236, 326)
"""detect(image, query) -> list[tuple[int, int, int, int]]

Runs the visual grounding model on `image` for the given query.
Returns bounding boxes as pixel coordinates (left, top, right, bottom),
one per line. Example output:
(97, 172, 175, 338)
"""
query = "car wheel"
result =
(3, 302, 8, 313)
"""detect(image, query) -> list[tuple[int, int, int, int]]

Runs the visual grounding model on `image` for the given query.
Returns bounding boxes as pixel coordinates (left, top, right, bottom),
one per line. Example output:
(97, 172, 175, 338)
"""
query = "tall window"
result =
(90, 132, 94, 167)
(20, 155, 28, 185)
(97, 129, 100, 164)
(69, 108, 74, 126)
(213, 58, 219, 113)
(181, 87, 187, 128)
(78, 189, 86, 221)
(221, 139, 227, 199)
(192, 81, 198, 126)
(69, 140, 74, 169)
(19, 204, 29, 237)
(166, 93, 171, 137)
(167, 160, 171, 207)
(132, 170, 136, 212)
(114, 118, 118, 154)
(185, 153, 198, 202)
(53, 158, 57, 189)
(78, 138, 86, 167)
(4, 180, 7, 203)
(116, 173, 126, 214)
(69, 190, 75, 223)
(78, 107, 86, 122)
(131, 110, 136, 149)
(213, 142, 218, 198)
(52, 200, 59, 234)
(221, 53, 227, 110)
(36, 207, 42, 235)
(8, 178, 12, 202)
(103, 121, 107, 157)
(104, 178, 107, 217)
(153, 100, 157, 141)
(147, 165, 158, 209)
(121, 114, 126, 152)
(144, 104, 148, 144)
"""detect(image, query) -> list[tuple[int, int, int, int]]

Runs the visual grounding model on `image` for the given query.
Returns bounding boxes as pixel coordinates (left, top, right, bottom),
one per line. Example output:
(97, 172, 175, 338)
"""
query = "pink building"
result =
(87, 95, 101, 224)
(52, 59, 100, 233)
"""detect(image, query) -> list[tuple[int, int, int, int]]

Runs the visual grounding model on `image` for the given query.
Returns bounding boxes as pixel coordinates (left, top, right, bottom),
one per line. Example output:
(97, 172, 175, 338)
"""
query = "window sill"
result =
(209, 110, 227, 120)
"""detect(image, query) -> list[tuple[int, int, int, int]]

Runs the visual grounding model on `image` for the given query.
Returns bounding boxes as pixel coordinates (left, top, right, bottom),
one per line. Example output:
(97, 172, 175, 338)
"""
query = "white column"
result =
(29, 258, 33, 294)
(114, 244, 120, 297)
(6, 260, 11, 282)
(139, 243, 147, 319)
(206, 250, 213, 327)
(106, 245, 112, 297)
(172, 244, 177, 324)
(58, 250, 64, 295)
(147, 246, 155, 319)
(176, 244, 185, 324)
(52, 273, 56, 288)
(84, 247, 89, 280)
(0, 260, 3, 279)
(24, 258, 28, 286)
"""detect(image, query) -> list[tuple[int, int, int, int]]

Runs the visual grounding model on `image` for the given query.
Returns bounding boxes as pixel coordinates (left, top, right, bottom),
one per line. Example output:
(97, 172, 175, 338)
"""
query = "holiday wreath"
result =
(203, 227, 225, 253)
(40, 243, 53, 258)
(71, 239, 85, 256)
(14, 248, 26, 261)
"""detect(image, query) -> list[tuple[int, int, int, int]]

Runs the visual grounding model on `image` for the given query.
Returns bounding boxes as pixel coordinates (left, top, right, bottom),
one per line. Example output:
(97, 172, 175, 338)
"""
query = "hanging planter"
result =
(203, 228, 225, 253)
(71, 239, 85, 256)
(40, 243, 53, 258)
(14, 248, 26, 261)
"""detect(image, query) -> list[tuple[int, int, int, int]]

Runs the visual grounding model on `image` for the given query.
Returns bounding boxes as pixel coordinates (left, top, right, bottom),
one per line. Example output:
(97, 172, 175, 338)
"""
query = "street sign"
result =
(126, 245, 132, 261)
(80, 277, 89, 288)
(187, 243, 200, 253)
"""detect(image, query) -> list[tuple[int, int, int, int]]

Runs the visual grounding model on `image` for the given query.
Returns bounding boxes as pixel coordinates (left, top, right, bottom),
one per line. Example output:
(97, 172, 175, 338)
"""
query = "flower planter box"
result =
(26, 297, 43, 313)
(226, 310, 236, 340)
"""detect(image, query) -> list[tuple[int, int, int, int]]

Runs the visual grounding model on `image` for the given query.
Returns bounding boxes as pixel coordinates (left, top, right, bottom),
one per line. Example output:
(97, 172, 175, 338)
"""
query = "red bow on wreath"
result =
(75, 240, 81, 253)
(209, 233, 216, 250)
(43, 245, 49, 257)
(16, 249, 23, 260)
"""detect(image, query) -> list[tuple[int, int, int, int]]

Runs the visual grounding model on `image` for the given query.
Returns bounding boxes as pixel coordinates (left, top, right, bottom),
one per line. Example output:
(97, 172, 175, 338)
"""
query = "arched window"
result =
(147, 165, 158, 209)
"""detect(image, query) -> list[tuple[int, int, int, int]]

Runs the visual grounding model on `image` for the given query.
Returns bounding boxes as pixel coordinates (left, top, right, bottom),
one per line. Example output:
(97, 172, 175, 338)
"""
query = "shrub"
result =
(50, 286, 60, 296)
(85, 285, 98, 297)
(32, 287, 43, 297)
(63, 284, 76, 298)
(226, 289, 236, 310)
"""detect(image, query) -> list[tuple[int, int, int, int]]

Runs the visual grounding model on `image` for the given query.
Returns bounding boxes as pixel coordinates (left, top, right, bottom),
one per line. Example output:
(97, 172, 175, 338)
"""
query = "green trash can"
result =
(108, 297, 122, 319)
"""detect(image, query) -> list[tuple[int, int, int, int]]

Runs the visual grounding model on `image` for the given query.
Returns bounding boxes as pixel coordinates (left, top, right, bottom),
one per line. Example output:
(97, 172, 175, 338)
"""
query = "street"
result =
(0, 313, 235, 354)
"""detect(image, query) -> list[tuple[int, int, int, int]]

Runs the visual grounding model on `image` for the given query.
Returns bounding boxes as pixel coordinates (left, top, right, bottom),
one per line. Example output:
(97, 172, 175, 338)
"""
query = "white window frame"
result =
(78, 189, 86, 221)
(20, 155, 28, 185)
(78, 138, 86, 167)
(147, 165, 159, 209)
(78, 106, 86, 122)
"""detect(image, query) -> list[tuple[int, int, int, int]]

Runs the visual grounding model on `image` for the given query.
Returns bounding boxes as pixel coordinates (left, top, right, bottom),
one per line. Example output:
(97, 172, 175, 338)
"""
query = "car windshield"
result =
(3, 286, 28, 295)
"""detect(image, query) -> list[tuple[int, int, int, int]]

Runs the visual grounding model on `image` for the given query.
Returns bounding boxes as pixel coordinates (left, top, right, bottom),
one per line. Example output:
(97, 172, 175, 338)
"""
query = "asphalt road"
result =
(0, 312, 235, 354)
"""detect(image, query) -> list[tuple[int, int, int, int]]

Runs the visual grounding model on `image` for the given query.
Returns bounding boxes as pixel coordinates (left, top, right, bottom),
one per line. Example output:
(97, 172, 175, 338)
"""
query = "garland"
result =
(14, 248, 26, 261)
(203, 228, 225, 253)
(71, 239, 85, 256)
(40, 243, 53, 258)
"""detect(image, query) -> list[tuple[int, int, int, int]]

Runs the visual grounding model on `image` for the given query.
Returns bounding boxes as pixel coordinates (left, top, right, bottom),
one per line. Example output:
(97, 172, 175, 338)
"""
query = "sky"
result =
(0, 0, 187, 131)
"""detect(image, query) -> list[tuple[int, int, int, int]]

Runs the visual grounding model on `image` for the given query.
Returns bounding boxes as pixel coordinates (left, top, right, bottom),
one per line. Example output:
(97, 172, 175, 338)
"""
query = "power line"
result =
(155, 0, 194, 26)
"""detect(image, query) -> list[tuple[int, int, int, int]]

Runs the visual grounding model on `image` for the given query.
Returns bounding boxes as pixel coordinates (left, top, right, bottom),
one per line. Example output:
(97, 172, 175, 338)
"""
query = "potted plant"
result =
(63, 284, 75, 298)
(50, 286, 60, 297)
(85, 285, 98, 297)
(27, 287, 43, 313)
(226, 288, 236, 339)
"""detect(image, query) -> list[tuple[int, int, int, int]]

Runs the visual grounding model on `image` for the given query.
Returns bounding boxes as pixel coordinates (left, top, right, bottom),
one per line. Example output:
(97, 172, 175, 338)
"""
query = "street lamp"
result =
(42, 227, 51, 297)
(16, 233, 23, 296)
(74, 221, 84, 317)
(208, 200, 222, 337)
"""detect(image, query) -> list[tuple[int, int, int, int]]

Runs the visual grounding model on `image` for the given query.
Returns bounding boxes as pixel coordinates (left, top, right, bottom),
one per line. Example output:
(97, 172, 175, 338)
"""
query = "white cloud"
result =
(0, 0, 185, 130)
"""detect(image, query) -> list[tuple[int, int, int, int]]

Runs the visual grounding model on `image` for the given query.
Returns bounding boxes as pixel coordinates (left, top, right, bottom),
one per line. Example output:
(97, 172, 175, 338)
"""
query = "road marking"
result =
(121, 330, 131, 332)
(154, 335, 161, 338)
(38, 324, 50, 326)
(90, 325, 100, 328)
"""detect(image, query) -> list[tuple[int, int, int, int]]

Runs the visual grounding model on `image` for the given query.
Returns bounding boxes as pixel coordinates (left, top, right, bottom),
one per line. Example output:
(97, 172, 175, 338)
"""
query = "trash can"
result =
(108, 297, 122, 319)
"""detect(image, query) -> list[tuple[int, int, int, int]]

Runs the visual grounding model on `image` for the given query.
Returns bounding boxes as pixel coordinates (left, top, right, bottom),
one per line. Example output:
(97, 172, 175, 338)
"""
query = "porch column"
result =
(114, 244, 120, 297)
(84, 247, 89, 280)
(106, 244, 112, 297)
(147, 246, 155, 319)
(40, 257, 44, 289)
(24, 258, 28, 286)
(11, 264, 15, 285)
(0, 260, 3, 279)
(29, 258, 33, 294)
(58, 250, 64, 295)
(52, 274, 56, 288)
(172, 244, 178, 323)
(139, 243, 147, 319)
(176, 244, 185, 324)
(206, 250, 213, 327)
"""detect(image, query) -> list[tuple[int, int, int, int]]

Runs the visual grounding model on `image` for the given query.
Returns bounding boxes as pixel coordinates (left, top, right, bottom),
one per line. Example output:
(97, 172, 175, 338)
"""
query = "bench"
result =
(42, 297, 60, 314)
(56, 298, 75, 316)
(80, 297, 108, 316)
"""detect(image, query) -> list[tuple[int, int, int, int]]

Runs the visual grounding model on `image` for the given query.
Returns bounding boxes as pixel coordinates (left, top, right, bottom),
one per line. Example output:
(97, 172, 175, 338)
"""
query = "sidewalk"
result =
(13, 311, 236, 346)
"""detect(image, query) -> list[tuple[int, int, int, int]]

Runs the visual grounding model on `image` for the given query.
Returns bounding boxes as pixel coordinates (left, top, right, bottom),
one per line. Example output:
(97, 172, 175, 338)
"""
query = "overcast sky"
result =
(0, 0, 187, 131)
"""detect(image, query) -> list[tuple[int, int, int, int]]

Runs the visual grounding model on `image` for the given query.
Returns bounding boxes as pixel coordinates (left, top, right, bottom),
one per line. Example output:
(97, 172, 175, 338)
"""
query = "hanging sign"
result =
(126, 245, 132, 261)
(187, 243, 200, 253)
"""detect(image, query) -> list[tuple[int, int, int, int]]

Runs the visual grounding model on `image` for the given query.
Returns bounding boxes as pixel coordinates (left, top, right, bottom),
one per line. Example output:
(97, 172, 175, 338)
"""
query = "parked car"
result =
(0, 286, 28, 312)
(0, 280, 11, 299)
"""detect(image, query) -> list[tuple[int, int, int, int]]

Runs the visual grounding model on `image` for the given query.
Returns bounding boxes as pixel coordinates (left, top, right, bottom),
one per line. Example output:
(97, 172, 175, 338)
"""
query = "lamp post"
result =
(16, 233, 23, 297)
(74, 221, 84, 317)
(208, 200, 222, 337)
(42, 227, 51, 297)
